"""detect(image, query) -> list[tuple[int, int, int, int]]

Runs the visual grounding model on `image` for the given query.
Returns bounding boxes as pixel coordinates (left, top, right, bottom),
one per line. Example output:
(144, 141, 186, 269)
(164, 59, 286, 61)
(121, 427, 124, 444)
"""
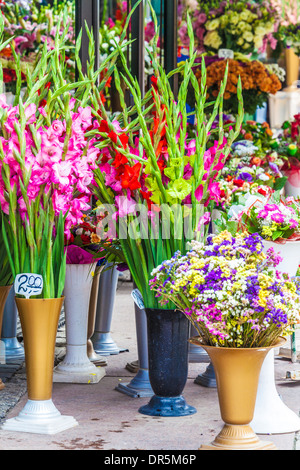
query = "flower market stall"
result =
(0, 0, 299, 452)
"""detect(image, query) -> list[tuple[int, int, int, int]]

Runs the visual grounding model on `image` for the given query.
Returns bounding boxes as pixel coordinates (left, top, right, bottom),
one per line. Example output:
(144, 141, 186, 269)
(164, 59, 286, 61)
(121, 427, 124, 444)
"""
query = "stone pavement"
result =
(0, 280, 300, 451)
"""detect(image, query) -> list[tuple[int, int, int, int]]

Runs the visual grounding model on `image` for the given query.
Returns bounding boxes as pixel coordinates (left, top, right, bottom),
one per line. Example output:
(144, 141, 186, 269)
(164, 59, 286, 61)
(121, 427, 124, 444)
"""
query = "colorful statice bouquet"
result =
(149, 231, 300, 347)
(178, 0, 278, 55)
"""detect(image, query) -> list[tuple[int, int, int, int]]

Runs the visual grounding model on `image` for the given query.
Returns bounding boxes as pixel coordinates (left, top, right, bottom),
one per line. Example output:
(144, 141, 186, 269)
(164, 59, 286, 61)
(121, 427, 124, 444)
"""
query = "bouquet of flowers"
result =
(88, 10, 244, 308)
(227, 191, 300, 242)
(64, 213, 105, 265)
(190, 56, 282, 115)
(149, 230, 300, 347)
(178, 0, 278, 55)
(0, 0, 75, 88)
(275, 23, 300, 56)
(0, 10, 119, 299)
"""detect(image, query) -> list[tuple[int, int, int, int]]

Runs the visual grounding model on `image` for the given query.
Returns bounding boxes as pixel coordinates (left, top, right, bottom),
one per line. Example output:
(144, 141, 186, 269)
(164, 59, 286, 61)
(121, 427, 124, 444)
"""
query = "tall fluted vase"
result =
(1, 297, 78, 434)
(250, 239, 300, 434)
(191, 339, 279, 450)
(116, 299, 153, 397)
(285, 48, 300, 87)
(87, 266, 107, 366)
(53, 263, 105, 384)
(139, 308, 196, 417)
(0, 285, 13, 390)
(92, 265, 127, 355)
(1, 286, 24, 362)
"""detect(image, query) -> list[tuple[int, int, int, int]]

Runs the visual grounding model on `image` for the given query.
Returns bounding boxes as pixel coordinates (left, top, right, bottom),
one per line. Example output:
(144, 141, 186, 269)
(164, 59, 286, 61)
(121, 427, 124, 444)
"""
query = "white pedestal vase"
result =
(284, 168, 300, 198)
(251, 239, 300, 434)
(251, 349, 300, 434)
(2, 399, 78, 435)
(53, 263, 105, 384)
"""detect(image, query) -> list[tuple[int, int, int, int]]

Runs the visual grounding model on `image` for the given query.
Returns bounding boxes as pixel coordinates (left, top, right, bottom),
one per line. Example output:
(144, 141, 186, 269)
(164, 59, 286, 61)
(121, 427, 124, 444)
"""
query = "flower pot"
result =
(1, 286, 24, 361)
(92, 265, 127, 355)
(283, 168, 300, 198)
(115, 301, 153, 398)
(191, 339, 279, 450)
(285, 48, 300, 87)
(53, 263, 105, 384)
(263, 239, 300, 277)
(138, 308, 196, 417)
(1, 297, 78, 434)
(0, 285, 13, 390)
(250, 239, 300, 434)
(251, 349, 300, 434)
(87, 268, 107, 366)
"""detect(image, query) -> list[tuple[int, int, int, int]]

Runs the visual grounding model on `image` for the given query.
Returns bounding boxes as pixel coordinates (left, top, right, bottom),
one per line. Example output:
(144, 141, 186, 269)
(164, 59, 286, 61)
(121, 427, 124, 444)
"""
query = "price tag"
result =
(14, 273, 43, 299)
(218, 49, 234, 59)
(131, 289, 145, 310)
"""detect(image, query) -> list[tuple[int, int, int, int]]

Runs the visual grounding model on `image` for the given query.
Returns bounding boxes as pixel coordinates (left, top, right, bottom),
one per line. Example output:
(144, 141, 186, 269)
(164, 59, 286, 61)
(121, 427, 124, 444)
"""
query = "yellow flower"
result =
(243, 31, 254, 43)
(205, 19, 220, 31)
(203, 31, 222, 49)
(91, 232, 101, 244)
(258, 289, 268, 307)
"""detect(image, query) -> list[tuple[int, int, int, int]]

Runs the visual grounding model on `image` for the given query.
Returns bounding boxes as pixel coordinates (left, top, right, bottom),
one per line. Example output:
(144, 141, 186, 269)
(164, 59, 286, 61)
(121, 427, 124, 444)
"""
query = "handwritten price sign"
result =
(14, 274, 43, 299)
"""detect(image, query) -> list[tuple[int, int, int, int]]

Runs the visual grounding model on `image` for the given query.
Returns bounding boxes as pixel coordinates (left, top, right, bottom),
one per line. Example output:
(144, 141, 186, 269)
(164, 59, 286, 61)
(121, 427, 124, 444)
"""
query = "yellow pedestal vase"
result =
(191, 338, 284, 450)
(1, 297, 78, 434)
(285, 48, 300, 87)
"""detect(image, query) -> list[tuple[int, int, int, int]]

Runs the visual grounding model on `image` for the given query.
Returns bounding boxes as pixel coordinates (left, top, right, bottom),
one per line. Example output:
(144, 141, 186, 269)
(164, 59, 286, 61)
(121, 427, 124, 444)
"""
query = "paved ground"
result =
(0, 279, 300, 451)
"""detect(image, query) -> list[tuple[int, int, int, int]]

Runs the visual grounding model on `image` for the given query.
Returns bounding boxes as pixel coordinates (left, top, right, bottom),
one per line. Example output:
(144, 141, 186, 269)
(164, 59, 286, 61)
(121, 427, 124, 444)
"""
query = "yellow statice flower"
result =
(258, 289, 268, 307)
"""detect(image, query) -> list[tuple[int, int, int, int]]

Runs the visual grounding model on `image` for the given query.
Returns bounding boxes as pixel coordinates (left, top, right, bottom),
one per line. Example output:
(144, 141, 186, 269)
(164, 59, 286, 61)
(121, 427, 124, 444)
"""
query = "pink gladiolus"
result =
(195, 184, 204, 202)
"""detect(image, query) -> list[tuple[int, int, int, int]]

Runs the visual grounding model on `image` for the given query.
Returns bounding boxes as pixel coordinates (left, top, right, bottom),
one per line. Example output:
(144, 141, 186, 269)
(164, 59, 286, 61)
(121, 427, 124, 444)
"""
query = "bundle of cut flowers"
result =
(0, 0, 75, 83)
(88, 10, 244, 308)
(64, 213, 106, 265)
(229, 191, 300, 242)
(0, 8, 121, 299)
(192, 56, 282, 115)
(273, 21, 300, 57)
(149, 230, 300, 348)
(178, 0, 278, 55)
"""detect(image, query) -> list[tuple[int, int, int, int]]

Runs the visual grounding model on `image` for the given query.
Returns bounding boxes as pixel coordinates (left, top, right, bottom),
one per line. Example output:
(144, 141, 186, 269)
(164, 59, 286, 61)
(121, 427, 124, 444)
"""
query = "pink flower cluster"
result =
(0, 95, 100, 236)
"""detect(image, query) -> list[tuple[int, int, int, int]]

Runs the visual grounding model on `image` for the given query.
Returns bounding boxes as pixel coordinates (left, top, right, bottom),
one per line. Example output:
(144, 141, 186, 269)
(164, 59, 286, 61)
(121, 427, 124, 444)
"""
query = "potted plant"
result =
(88, 10, 244, 416)
(149, 230, 300, 449)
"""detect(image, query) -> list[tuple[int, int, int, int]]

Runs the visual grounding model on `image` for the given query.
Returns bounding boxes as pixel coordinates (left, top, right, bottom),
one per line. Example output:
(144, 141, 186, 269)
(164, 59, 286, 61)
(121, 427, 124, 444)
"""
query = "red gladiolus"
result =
(98, 120, 110, 134)
(120, 163, 142, 191)
(112, 151, 128, 167)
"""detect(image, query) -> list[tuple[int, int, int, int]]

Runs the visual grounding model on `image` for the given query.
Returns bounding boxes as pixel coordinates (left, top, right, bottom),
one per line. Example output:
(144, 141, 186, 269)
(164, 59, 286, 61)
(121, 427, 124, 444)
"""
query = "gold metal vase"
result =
(16, 297, 63, 400)
(0, 285, 13, 390)
(191, 338, 282, 450)
(285, 48, 300, 87)
(1, 296, 78, 434)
